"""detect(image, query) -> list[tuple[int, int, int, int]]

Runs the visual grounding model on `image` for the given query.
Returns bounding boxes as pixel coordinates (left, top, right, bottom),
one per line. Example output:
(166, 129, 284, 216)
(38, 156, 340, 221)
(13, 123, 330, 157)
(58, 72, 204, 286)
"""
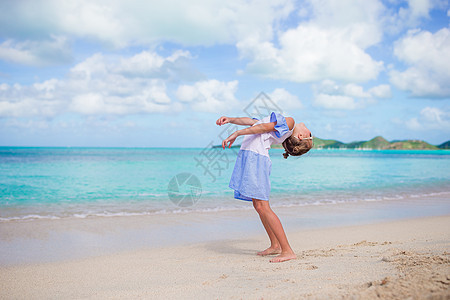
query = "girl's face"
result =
(293, 122, 311, 140)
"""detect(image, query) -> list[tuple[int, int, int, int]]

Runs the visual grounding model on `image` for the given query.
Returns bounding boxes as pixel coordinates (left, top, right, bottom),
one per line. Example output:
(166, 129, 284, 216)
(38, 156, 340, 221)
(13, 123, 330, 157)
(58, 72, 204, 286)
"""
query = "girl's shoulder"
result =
(285, 117, 295, 130)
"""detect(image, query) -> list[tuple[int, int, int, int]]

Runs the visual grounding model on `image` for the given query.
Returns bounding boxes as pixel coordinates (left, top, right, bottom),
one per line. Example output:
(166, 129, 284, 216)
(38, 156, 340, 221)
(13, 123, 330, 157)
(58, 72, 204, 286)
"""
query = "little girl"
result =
(217, 112, 313, 263)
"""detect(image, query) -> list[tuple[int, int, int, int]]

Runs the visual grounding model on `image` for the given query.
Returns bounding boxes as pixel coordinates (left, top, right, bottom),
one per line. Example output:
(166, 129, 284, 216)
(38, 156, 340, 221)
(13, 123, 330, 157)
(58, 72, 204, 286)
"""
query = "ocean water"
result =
(1, 147, 449, 222)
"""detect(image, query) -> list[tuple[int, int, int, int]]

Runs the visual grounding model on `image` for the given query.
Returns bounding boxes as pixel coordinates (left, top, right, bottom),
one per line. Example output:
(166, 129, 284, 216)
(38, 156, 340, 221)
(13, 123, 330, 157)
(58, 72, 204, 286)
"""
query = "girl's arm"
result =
(216, 116, 258, 126)
(222, 122, 276, 149)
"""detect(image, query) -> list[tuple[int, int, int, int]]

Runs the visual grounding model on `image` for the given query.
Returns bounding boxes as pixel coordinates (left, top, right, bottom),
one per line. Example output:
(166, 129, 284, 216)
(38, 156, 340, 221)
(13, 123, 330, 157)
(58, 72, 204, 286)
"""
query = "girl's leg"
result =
(253, 201, 281, 256)
(252, 199, 296, 262)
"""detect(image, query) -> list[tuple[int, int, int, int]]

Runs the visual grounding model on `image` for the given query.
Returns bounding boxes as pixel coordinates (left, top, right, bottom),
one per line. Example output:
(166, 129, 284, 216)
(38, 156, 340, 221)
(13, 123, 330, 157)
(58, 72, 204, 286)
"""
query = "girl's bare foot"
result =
(269, 252, 297, 263)
(257, 246, 281, 256)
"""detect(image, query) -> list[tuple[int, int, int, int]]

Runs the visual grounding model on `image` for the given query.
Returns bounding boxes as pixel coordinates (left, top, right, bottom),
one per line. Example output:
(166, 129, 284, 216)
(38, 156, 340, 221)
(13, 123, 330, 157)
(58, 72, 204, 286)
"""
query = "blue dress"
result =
(229, 112, 293, 201)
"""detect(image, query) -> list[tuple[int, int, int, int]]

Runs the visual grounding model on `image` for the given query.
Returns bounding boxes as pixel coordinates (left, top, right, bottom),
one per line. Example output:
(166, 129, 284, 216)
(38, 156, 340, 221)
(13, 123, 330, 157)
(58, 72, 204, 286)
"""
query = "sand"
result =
(1, 215, 449, 299)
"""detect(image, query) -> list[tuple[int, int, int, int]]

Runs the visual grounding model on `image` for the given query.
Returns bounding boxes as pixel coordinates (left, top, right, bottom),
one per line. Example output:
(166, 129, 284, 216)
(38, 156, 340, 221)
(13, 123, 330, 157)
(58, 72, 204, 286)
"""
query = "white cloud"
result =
(404, 107, 450, 131)
(267, 88, 303, 111)
(114, 50, 195, 81)
(0, 97, 57, 118)
(65, 52, 181, 115)
(0, 81, 64, 117)
(0, 50, 195, 117)
(312, 80, 391, 110)
(389, 27, 450, 97)
(404, 117, 422, 130)
(395, 0, 447, 28)
(238, 0, 385, 83)
(176, 80, 239, 112)
(116, 51, 165, 76)
(342, 84, 372, 98)
(320, 81, 388, 99)
(314, 94, 358, 110)
(0, 0, 294, 48)
(383, 0, 448, 34)
(399, 0, 433, 22)
(0, 36, 71, 66)
(368, 84, 392, 98)
(68, 81, 174, 115)
(299, 0, 385, 47)
(421, 106, 448, 124)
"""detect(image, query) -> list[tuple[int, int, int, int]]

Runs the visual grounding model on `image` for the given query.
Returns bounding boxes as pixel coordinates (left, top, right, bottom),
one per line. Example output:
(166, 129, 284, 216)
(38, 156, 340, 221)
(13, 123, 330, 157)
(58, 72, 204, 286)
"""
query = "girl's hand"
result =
(222, 132, 239, 149)
(216, 116, 231, 126)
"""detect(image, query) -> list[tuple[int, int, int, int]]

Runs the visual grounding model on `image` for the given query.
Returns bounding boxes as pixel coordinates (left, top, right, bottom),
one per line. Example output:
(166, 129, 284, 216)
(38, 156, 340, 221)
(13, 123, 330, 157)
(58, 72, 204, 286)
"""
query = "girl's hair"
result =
(282, 135, 313, 159)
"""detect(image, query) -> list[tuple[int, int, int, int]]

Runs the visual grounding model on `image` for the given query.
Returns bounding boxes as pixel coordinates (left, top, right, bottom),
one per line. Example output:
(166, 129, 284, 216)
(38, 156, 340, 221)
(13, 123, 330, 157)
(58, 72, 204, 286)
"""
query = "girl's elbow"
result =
(266, 122, 276, 132)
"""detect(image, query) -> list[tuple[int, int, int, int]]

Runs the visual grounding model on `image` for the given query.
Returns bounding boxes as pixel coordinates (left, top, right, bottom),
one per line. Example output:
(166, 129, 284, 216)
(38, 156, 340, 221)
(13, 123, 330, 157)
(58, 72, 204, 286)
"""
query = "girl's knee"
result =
(252, 199, 269, 214)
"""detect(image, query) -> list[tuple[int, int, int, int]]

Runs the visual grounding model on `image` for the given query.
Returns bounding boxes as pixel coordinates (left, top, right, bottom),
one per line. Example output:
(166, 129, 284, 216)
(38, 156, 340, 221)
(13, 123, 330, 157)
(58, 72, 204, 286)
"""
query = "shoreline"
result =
(1, 215, 449, 299)
(2, 145, 450, 149)
(1, 193, 449, 266)
(1, 186, 449, 223)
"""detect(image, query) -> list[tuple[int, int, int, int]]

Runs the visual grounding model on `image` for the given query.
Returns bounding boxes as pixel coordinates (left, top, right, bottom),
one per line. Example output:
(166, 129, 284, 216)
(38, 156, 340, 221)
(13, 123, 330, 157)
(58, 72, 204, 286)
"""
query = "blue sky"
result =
(0, 0, 449, 147)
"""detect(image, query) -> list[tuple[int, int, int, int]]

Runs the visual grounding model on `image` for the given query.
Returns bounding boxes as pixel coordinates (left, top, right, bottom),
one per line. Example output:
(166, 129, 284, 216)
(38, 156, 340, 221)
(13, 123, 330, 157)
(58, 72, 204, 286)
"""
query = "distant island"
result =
(214, 136, 450, 150)
(273, 136, 450, 150)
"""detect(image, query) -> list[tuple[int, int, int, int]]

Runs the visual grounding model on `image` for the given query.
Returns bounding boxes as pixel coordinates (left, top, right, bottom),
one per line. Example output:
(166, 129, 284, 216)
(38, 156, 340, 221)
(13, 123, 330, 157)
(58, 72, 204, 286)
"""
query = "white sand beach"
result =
(1, 211, 449, 299)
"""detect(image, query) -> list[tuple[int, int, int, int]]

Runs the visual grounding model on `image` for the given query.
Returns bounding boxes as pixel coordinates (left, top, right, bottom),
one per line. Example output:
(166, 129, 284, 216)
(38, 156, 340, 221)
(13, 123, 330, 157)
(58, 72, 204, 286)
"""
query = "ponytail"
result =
(282, 136, 313, 158)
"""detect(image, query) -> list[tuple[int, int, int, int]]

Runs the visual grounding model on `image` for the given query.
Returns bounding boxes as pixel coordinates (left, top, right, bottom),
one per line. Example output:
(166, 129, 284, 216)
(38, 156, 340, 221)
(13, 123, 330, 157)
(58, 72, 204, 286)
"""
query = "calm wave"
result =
(1, 147, 449, 221)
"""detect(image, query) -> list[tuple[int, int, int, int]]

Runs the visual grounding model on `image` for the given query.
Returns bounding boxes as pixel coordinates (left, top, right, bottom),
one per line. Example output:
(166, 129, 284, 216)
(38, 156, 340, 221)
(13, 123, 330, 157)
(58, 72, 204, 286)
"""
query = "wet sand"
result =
(1, 213, 449, 299)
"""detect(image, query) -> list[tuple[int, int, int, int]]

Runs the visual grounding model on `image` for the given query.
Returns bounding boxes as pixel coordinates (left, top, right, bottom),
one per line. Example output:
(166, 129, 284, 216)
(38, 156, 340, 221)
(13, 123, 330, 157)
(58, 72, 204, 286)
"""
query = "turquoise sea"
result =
(1, 147, 449, 222)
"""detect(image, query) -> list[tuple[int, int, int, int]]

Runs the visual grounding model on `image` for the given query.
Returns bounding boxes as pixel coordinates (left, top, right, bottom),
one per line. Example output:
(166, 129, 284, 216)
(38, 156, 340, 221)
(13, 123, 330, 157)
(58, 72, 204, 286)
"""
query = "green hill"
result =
(312, 137, 344, 149)
(438, 140, 450, 149)
(231, 136, 448, 150)
(361, 136, 390, 149)
(386, 140, 438, 150)
(344, 141, 365, 149)
(311, 136, 442, 150)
